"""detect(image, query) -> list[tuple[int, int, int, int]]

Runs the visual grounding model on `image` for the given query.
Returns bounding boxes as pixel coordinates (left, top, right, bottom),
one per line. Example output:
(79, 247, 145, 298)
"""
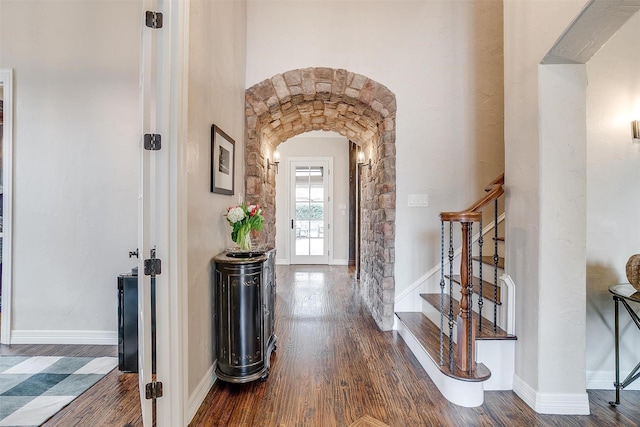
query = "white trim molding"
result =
(513, 374, 590, 415)
(187, 362, 217, 423)
(499, 274, 516, 335)
(0, 68, 14, 345)
(10, 330, 117, 345)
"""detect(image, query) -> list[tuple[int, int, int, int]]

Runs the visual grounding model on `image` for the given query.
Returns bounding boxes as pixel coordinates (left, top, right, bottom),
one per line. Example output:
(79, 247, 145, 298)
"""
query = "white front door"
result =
(290, 159, 332, 264)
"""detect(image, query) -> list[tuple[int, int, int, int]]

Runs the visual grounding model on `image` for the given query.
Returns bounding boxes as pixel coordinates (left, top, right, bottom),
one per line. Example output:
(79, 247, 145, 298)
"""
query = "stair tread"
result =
(446, 275, 502, 305)
(395, 312, 491, 382)
(420, 293, 516, 340)
(473, 255, 505, 269)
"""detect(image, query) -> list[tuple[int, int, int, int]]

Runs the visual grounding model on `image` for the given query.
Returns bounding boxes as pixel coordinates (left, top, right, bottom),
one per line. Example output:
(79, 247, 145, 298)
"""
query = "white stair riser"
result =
(421, 297, 504, 340)
(471, 261, 502, 283)
(475, 239, 505, 259)
(446, 284, 507, 331)
(422, 298, 456, 340)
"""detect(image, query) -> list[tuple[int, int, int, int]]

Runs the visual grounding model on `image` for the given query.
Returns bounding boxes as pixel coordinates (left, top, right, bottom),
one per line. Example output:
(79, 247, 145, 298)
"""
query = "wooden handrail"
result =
(484, 172, 504, 192)
(439, 173, 504, 223)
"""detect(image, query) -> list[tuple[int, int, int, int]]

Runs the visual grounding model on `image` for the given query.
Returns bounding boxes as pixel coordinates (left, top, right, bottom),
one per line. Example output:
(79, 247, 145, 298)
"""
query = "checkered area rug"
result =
(0, 356, 117, 426)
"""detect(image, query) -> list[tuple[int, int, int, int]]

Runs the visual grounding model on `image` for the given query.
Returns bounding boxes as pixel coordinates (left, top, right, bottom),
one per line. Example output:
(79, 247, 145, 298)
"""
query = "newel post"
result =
(456, 221, 476, 372)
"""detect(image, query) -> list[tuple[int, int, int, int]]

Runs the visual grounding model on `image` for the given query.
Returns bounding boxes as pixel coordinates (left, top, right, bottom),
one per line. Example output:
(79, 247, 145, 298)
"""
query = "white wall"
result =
(585, 11, 640, 389)
(0, 0, 140, 341)
(186, 0, 247, 397)
(504, 0, 591, 414)
(246, 0, 504, 300)
(274, 132, 350, 264)
(538, 63, 588, 401)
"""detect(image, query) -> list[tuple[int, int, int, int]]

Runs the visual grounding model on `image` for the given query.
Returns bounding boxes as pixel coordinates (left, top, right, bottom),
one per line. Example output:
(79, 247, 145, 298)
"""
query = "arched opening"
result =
(245, 67, 397, 330)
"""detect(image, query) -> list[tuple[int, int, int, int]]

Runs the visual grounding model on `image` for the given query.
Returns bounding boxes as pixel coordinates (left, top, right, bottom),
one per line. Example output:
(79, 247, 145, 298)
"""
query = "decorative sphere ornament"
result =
(625, 254, 640, 291)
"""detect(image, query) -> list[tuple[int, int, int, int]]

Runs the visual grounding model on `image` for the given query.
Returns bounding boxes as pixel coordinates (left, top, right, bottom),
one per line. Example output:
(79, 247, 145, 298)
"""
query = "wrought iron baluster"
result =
(478, 217, 484, 332)
(439, 220, 445, 366)
(493, 199, 499, 333)
(468, 222, 473, 373)
(448, 221, 455, 372)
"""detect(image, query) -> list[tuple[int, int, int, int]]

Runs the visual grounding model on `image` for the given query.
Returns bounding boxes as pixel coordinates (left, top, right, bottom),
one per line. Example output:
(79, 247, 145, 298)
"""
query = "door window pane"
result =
(294, 166, 324, 257)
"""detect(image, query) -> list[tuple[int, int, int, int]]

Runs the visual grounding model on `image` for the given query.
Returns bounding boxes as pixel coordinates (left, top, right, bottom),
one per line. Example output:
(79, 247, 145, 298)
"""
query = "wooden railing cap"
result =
(440, 211, 482, 222)
(439, 173, 504, 223)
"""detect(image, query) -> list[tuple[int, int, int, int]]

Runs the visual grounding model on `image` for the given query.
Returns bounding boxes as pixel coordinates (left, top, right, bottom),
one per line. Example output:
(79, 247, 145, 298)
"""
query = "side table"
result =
(608, 283, 640, 407)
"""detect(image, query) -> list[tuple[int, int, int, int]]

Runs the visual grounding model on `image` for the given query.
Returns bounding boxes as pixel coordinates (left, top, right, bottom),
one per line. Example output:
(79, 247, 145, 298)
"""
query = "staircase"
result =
(395, 173, 516, 407)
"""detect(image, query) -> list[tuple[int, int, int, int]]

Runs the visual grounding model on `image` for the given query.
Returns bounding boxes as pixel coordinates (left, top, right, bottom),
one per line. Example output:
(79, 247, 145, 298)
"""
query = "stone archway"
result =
(245, 67, 396, 330)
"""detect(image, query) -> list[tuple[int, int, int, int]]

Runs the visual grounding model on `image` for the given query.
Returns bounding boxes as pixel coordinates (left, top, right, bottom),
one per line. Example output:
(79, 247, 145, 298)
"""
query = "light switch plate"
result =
(408, 194, 428, 207)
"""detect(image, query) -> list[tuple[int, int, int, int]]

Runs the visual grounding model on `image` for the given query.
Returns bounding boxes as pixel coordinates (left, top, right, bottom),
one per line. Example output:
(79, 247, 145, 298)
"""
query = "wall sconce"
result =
(357, 150, 371, 170)
(267, 150, 280, 173)
(633, 120, 640, 143)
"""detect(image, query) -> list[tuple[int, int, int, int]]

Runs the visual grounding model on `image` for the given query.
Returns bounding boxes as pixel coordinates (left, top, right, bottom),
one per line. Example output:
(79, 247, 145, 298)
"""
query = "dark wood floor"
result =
(3, 265, 640, 426)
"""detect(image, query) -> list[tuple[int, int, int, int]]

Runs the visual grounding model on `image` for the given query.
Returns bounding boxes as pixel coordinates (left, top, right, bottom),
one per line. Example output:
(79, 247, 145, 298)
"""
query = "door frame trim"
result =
(288, 157, 334, 265)
(0, 69, 14, 344)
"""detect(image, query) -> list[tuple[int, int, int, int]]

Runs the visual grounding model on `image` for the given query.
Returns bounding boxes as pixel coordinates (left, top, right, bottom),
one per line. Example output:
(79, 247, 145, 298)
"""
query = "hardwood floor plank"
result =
(43, 370, 142, 427)
(4, 265, 639, 426)
(190, 265, 640, 427)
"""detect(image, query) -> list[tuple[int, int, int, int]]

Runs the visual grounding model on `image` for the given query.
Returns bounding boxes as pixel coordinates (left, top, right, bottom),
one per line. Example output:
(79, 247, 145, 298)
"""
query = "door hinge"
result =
(144, 249, 162, 277)
(144, 133, 161, 151)
(145, 11, 163, 29)
(145, 381, 163, 399)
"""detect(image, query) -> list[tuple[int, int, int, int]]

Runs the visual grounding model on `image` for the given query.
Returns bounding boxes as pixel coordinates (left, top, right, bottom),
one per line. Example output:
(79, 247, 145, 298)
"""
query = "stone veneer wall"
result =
(244, 67, 396, 330)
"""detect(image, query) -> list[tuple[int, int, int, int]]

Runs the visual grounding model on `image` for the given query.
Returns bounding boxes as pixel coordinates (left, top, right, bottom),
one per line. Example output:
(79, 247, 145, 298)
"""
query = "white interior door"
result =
(139, 3, 155, 423)
(139, 1, 188, 425)
(139, 2, 164, 425)
(290, 159, 332, 264)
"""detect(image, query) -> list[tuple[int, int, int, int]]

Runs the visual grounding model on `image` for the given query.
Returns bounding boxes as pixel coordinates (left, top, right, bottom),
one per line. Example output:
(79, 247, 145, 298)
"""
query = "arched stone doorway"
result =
(245, 67, 396, 330)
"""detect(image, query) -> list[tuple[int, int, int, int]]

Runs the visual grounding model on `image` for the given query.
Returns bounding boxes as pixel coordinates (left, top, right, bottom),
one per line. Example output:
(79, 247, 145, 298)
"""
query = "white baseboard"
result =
(10, 330, 118, 345)
(586, 370, 640, 391)
(513, 374, 590, 415)
(187, 362, 217, 423)
(275, 258, 350, 266)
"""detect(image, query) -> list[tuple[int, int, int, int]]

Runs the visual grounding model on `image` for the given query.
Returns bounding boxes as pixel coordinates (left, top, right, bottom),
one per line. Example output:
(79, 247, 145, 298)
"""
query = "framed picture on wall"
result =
(211, 124, 235, 195)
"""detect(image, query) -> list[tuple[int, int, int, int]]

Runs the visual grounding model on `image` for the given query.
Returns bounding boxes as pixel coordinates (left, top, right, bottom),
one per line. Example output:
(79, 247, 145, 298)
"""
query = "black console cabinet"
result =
(118, 269, 138, 373)
(213, 248, 276, 383)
